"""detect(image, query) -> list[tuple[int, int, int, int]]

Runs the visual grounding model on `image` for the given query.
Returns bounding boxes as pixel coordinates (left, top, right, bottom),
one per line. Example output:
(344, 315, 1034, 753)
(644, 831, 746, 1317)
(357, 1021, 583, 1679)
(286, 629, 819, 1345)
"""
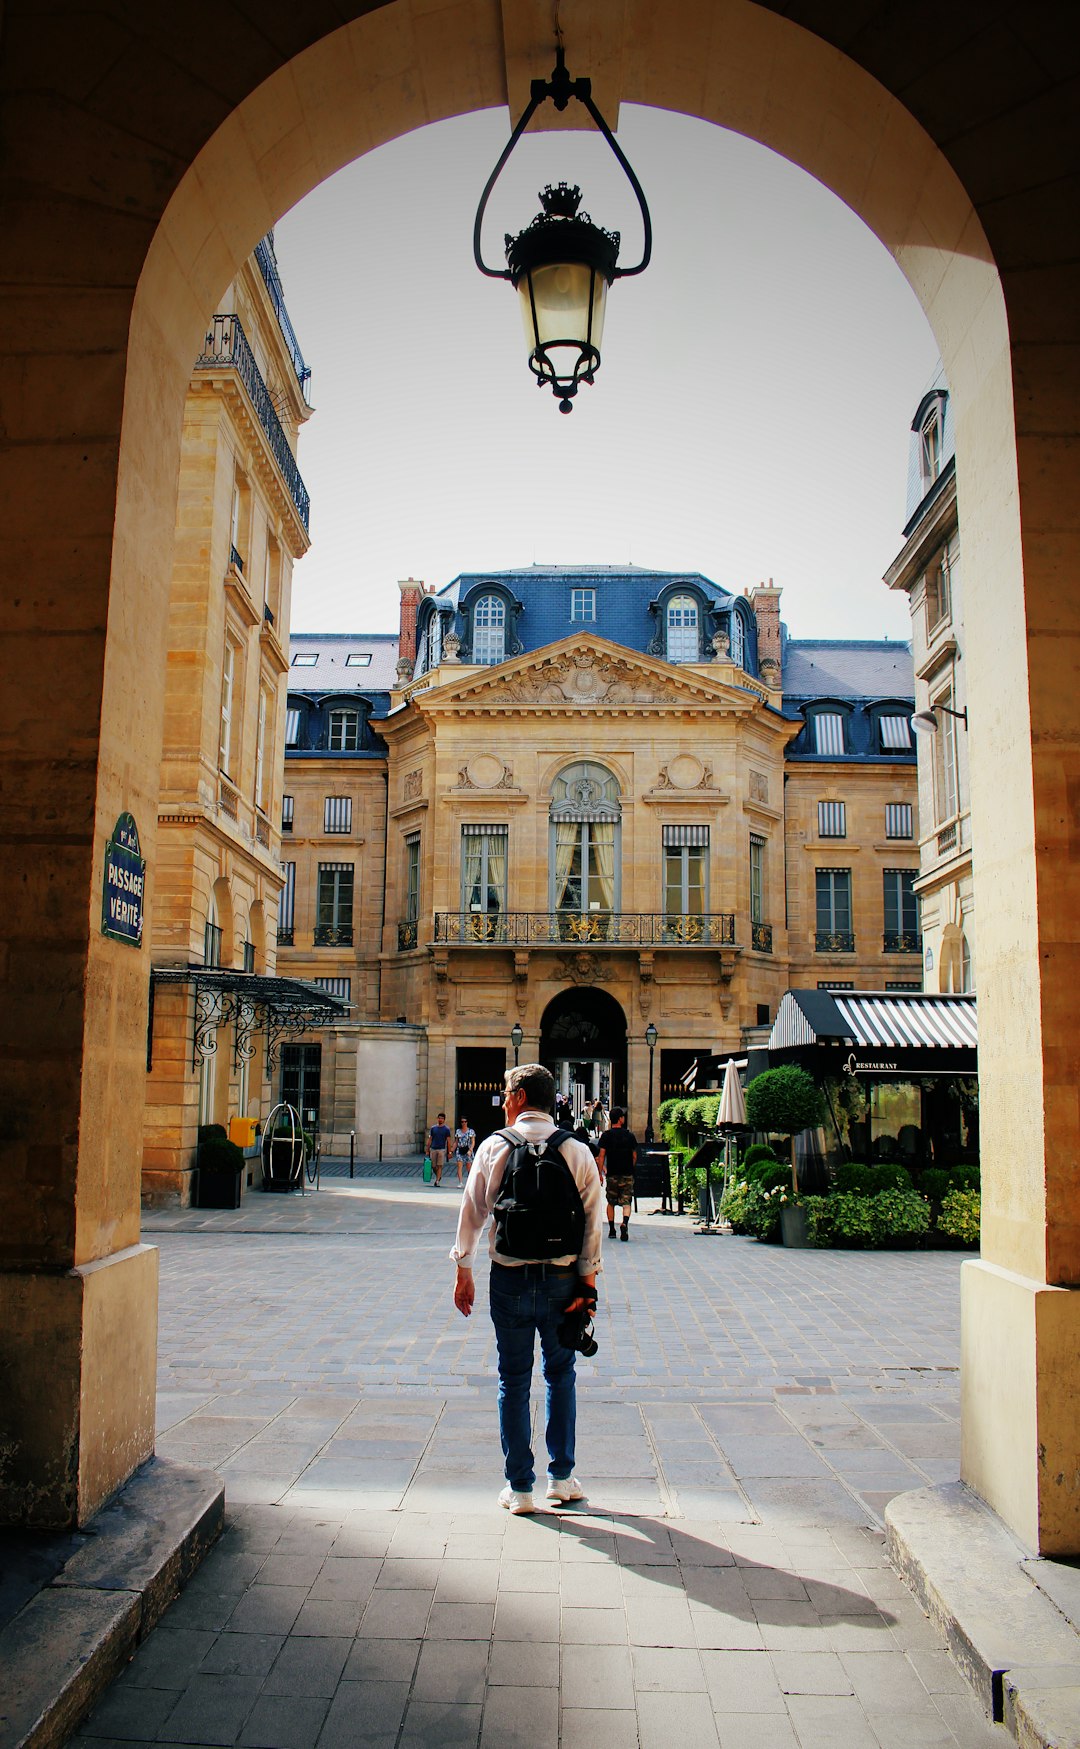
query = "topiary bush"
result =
(742, 1143, 780, 1171)
(938, 1188, 980, 1245)
(833, 1162, 913, 1195)
(804, 1188, 931, 1247)
(197, 1134, 244, 1174)
(745, 1066, 825, 1190)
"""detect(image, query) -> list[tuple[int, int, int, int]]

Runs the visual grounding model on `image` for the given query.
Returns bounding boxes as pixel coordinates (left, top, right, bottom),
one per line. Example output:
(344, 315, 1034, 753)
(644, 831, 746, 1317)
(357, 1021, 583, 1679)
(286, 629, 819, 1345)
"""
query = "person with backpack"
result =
(596, 1106, 638, 1242)
(450, 1063, 603, 1515)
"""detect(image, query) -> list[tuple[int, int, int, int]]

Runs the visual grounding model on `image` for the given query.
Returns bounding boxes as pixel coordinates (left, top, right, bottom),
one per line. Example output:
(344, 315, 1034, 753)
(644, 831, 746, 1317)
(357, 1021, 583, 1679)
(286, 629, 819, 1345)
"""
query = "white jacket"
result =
(450, 1108, 604, 1274)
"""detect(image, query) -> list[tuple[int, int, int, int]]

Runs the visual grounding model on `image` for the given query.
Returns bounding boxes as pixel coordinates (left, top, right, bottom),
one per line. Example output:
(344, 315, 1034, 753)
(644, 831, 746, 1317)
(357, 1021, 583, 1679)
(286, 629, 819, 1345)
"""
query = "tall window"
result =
(472, 595, 505, 664)
(549, 762, 620, 930)
(665, 595, 698, 662)
(324, 795, 352, 834)
(818, 801, 846, 838)
(285, 706, 300, 745)
(218, 637, 237, 775)
(278, 862, 295, 944)
(925, 550, 951, 633)
(933, 686, 960, 822)
(813, 712, 846, 755)
(663, 826, 708, 939)
(729, 608, 745, 669)
(886, 802, 913, 839)
(461, 825, 508, 930)
(281, 794, 294, 832)
(263, 534, 280, 618)
(570, 588, 596, 623)
(815, 868, 853, 950)
(920, 408, 942, 487)
(254, 684, 270, 811)
(883, 868, 920, 949)
(405, 834, 421, 923)
(328, 709, 360, 751)
(229, 477, 248, 569)
(316, 863, 354, 943)
(749, 835, 766, 925)
(423, 611, 442, 670)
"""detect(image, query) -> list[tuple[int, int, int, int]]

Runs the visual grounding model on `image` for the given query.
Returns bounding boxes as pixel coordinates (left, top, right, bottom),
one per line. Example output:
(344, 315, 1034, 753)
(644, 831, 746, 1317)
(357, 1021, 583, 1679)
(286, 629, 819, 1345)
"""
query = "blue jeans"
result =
(489, 1264, 578, 1492)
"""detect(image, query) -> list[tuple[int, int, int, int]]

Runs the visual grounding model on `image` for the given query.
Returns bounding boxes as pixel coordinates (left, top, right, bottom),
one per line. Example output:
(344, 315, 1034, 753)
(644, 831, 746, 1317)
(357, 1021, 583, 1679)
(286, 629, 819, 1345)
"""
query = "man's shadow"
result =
(517, 1505, 897, 1628)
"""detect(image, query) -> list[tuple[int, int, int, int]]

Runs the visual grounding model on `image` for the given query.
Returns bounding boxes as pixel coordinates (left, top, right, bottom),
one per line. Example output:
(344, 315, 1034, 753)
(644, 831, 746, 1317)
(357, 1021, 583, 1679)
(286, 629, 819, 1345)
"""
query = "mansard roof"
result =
(782, 639, 914, 701)
(288, 630, 399, 695)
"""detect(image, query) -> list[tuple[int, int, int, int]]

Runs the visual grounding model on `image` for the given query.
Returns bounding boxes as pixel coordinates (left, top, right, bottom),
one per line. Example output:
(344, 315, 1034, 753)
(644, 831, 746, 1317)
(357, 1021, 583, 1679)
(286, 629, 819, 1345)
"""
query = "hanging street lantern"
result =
(473, 46, 652, 413)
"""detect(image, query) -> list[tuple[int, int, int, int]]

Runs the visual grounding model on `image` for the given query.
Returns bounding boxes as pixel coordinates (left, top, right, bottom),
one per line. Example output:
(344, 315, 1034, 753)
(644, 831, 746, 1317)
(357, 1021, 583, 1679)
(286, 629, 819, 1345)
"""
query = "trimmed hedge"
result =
(919, 1165, 980, 1201)
(832, 1161, 913, 1195)
(803, 1188, 931, 1247)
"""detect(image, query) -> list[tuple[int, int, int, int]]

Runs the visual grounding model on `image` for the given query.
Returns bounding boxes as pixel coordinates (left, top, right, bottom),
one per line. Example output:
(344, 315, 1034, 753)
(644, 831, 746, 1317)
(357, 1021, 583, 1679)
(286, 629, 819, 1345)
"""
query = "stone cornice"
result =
(192, 374, 310, 557)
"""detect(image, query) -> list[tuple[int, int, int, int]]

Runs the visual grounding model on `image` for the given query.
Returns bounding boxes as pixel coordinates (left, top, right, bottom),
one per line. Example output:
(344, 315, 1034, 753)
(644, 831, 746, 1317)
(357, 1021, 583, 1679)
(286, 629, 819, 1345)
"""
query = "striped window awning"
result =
(662, 825, 710, 846)
(880, 714, 913, 749)
(767, 988, 977, 1074)
(462, 823, 508, 835)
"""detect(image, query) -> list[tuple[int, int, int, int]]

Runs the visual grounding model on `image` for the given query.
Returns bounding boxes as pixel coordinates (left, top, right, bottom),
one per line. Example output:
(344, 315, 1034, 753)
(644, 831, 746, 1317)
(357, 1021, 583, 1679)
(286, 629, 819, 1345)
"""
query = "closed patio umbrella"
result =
(717, 1058, 747, 1128)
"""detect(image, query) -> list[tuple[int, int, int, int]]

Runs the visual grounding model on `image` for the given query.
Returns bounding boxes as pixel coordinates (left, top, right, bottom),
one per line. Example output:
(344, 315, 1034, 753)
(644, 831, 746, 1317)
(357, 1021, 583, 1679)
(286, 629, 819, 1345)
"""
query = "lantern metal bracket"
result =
(473, 46, 652, 283)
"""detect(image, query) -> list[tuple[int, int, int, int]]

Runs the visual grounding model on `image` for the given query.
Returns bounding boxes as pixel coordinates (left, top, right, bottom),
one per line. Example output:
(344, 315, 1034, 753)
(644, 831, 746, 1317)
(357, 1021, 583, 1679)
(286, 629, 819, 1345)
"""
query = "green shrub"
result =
(720, 1180, 752, 1233)
(745, 1066, 825, 1138)
(938, 1188, 980, 1245)
(197, 1122, 227, 1144)
(197, 1135, 244, 1174)
(742, 1143, 779, 1171)
(804, 1188, 930, 1247)
(753, 1162, 794, 1194)
(918, 1165, 981, 1203)
(948, 1164, 980, 1192)
(685, 1094, 721, 1131)
(833, 1162, 913, 1195)
(742, 1182, 783, 1242)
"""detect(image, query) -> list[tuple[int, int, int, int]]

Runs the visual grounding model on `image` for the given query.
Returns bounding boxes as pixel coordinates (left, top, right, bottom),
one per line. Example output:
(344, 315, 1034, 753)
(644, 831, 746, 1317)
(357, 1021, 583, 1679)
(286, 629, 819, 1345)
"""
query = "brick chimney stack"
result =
(397, 578, 425, 668)
(748, 580, 782, 684)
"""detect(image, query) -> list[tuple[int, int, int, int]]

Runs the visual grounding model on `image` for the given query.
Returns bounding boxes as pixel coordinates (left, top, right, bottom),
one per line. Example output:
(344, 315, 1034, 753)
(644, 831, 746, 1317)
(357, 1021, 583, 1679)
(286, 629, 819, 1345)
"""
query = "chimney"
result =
(748, 580, 782, 681)
(397, 578, 425, 667)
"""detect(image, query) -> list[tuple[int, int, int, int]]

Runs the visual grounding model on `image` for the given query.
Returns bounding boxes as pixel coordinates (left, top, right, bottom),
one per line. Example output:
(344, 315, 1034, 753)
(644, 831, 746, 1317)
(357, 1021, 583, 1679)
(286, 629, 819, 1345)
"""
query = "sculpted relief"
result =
(493, 650, 669, 706)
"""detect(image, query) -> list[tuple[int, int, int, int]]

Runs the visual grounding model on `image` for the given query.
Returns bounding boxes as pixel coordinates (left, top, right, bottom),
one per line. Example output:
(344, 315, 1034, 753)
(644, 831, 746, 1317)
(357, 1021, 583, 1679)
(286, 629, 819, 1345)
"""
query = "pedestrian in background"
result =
(596, 1107, 638, 1242)
(427, 1111, 451, 1187)
(452, 1115, 476, 1188)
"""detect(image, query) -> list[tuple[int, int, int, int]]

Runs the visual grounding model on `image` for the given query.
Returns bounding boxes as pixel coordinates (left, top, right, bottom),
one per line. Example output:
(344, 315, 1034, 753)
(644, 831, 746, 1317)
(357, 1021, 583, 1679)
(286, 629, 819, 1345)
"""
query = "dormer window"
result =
(879, 714, 912, 751)
(328, 709, 360, 752)
(729, 607, 745, 670)
(285, 707, 300, 746)
(912, 388, 949, 496)
(473, 594, 505, 665)
(570, 588, 596, 623)
(813, 712, 846, 756)
(665, 594, 699, 662)
(423, 611, 442, 671)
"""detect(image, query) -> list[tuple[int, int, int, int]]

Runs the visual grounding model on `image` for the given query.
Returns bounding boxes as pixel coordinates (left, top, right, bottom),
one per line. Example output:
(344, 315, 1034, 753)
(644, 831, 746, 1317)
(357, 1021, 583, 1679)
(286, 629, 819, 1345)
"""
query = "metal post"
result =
(645, 1027, 657, 1145)
(349, 1131, 355, 1179)
(378, 1133, 383, 1162)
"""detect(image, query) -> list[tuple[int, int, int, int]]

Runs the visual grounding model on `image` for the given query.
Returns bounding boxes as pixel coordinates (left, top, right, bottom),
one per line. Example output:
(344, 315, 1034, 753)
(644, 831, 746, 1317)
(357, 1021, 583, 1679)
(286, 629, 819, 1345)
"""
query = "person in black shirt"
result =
(596, 1107, 638, 1242)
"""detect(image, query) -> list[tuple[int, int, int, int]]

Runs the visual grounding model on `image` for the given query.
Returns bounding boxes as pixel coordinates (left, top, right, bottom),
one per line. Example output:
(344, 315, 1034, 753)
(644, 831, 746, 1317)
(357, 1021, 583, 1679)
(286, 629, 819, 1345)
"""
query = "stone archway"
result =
(540, 986, 629, 1117)
(2, 2, 1076, 1550)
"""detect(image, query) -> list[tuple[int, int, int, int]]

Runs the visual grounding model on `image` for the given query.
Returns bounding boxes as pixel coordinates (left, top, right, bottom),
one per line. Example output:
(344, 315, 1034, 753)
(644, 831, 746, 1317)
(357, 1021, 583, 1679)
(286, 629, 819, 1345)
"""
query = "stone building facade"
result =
(279, 569, 920, 1152)
(142, 239, 324, 1205)
(885, 377, 973, 995)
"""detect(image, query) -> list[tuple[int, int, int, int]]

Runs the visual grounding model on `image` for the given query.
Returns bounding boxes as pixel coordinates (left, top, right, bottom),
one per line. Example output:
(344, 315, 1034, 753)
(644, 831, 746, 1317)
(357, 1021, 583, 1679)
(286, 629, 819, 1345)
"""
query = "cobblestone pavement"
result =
(77, 1174, 1006, 1748)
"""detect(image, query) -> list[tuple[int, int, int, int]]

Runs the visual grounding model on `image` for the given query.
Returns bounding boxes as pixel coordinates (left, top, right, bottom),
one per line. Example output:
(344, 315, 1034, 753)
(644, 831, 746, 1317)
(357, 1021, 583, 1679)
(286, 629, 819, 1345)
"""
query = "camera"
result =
(558, 1307, 599, 1357)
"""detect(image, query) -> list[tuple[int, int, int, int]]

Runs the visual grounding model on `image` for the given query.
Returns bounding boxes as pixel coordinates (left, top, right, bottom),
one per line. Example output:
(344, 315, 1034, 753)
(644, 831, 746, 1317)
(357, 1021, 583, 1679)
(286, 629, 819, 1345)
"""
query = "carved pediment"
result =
(425, 637, 747, 711)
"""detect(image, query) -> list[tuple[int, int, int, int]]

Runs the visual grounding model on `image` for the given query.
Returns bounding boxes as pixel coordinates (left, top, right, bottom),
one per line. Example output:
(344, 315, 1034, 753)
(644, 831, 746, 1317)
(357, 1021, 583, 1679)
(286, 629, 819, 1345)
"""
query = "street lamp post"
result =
(510, 1022, 523, 1066)
(645, 1022, 658, 1145)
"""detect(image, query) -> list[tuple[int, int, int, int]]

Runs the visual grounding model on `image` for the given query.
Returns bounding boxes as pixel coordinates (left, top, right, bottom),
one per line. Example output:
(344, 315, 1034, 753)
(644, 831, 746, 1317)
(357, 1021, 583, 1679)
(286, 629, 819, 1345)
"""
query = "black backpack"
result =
(491, 1127, 586, 1261)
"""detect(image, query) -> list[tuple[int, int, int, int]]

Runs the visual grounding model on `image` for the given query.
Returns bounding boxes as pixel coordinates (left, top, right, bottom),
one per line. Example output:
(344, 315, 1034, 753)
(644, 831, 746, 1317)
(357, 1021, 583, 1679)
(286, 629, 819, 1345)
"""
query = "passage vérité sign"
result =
(102, 812, 146, 947)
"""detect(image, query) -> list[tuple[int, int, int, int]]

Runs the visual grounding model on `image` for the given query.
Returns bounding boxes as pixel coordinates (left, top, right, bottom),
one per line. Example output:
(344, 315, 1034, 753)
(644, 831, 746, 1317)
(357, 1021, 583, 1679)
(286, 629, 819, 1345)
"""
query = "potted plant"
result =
(745, 1066, 825, 1244)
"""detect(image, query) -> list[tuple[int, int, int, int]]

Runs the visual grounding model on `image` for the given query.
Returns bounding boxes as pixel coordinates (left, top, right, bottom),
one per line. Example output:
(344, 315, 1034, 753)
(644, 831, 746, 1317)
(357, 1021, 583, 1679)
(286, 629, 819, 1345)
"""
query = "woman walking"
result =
(452, 1115, 476, 1187)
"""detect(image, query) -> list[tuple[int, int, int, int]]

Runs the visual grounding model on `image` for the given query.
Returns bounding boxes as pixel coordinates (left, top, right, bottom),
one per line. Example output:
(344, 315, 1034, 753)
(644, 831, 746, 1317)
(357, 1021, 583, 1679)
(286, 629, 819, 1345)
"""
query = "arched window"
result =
(729, 608, 745, 670)
(472, 594, 505, 665)
(549, 762, 621, 937)
(665, 594, 699, 662)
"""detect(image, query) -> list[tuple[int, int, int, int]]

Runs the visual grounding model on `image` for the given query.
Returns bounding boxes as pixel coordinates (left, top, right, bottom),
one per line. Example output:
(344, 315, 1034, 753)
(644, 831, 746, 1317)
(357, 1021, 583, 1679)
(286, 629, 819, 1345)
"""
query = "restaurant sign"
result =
(102, 812, 146, 947)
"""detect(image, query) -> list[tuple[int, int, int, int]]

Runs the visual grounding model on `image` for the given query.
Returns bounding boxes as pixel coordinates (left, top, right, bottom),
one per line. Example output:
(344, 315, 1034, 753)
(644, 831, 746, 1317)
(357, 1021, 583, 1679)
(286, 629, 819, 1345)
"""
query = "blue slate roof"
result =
(782, 639, 914, 701)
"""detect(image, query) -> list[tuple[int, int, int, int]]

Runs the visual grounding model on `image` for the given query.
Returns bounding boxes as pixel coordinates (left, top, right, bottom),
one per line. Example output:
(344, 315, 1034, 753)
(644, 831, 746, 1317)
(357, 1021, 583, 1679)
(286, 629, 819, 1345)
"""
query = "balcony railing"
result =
(750, 921, 773, 953)
(229, 543, 244, 573)
(815, 929, 856, 953)
(884, 930, 923, 954)
(276, 927, 294, 947)
(253, 236, 312, 399)
(314, 923, 353, 946)
(433, 911, 737, 947)
(398, 919, 419, 951)
(196, 315, 310, 530)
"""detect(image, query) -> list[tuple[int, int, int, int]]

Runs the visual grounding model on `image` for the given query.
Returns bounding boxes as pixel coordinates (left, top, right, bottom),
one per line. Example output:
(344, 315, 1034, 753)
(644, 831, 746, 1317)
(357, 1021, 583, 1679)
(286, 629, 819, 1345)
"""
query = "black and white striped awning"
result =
(768, 989, 977, 1075)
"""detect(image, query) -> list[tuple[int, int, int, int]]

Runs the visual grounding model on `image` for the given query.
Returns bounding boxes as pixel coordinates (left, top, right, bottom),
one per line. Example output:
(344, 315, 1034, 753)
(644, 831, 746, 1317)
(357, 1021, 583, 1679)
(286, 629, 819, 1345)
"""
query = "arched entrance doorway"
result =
(540, 988, 628, 1121)
(3, 2, 1077, 1553)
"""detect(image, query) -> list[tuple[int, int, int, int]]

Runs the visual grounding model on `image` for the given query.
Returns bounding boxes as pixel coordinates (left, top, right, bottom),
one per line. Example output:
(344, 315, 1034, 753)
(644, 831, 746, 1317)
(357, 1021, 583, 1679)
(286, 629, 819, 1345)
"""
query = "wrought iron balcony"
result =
(815, 929, 856, 953)
(750, 920, 773, 953)
(229, 543, 244, 573)
(196, 315, 310, 530)
(398, 919, 419, 951)
(883, 930, 923, 954)
(254, 236, 312, 399)
(314, 923, 353, 946)
(433, 911, 737, 947)
(276, 927, 294, 947)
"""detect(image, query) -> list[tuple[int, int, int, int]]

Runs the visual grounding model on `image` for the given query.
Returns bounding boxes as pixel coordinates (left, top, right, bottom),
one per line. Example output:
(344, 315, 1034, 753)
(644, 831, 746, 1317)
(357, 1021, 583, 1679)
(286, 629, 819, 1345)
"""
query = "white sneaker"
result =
(498, 1485, 536, 1514)
(546, 1476, 585, 1504)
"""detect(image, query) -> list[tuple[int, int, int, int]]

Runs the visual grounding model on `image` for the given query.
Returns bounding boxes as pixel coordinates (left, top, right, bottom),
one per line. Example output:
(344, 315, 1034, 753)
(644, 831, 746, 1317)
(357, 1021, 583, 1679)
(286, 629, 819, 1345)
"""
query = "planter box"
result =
(195, 1164, 243, 1210)
(780, 1203, 814, 1248)
(262, 1137, 303, 1192)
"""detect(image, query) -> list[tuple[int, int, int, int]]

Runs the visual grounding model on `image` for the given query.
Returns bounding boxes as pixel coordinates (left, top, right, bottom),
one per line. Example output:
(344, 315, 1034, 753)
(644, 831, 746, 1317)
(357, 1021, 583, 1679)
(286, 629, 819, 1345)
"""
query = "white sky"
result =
(273, 104, 941, 643)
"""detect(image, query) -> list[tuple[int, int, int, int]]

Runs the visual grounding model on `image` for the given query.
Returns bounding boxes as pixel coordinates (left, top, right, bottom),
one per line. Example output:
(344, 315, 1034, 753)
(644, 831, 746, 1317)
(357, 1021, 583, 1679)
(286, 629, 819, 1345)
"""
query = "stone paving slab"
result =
(61, 1179, 1027, 1746)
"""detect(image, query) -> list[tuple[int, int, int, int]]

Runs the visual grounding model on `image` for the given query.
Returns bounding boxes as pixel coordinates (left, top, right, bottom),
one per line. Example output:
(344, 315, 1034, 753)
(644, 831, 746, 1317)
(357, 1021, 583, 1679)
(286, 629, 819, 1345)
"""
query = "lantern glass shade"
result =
(517, 260, 608, 362)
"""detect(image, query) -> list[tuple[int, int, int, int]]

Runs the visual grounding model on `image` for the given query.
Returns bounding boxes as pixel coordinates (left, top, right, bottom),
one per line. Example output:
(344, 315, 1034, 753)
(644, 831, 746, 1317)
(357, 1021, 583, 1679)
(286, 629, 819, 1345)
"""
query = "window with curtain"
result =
(405, 834, 420, 923)
(316, 863, 354, 942)
(472, 595, 505, 664)
(883, 868, 920, 950)
(461, 825, 508, 938)
(665, 595, 699, 662)
(815, 868, 853, 950)
(549, 762, 620, 934)
(662, 825, 708, 939)
(750, 835, 766, 925)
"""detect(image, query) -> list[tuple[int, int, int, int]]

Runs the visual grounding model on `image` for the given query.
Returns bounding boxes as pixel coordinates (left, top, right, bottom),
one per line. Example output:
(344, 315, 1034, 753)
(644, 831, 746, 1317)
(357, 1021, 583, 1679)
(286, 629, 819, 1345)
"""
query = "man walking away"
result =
(451, 1064, 603, 1514)
(596, 1107, 638, 1242)
(428, 1112, 451, 1186)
